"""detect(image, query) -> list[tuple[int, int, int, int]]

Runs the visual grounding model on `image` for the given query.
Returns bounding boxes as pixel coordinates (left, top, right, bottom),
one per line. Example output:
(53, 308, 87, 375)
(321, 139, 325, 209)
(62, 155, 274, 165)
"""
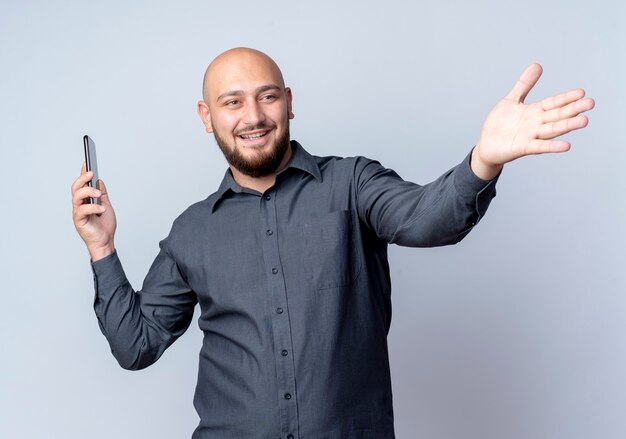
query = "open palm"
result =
(475, 64, 595, 168)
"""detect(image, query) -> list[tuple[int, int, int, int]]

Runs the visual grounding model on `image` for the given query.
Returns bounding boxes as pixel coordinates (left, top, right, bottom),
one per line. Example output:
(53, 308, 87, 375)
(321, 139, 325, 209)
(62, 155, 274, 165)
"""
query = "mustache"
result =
(234, 123, 275, 136)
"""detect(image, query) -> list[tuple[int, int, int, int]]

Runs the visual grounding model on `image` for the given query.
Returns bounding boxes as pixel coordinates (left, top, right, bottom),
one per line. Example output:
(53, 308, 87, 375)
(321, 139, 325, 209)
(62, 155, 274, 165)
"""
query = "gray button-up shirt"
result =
(91, 140, 498, 439)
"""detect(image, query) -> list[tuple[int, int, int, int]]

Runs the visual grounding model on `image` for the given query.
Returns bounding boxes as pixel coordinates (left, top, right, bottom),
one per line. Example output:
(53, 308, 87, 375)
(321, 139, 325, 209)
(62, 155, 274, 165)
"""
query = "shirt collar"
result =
(209, 140, 322, 213)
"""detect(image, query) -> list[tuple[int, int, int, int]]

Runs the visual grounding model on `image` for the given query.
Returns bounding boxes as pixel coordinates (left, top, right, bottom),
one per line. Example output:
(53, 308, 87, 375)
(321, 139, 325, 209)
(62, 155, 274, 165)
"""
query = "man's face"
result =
(199, 50, 294, 178)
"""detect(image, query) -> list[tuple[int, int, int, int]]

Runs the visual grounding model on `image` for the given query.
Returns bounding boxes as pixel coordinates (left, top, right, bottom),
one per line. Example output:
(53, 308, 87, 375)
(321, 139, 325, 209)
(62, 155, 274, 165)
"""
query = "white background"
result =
(1, 0, 624, 438)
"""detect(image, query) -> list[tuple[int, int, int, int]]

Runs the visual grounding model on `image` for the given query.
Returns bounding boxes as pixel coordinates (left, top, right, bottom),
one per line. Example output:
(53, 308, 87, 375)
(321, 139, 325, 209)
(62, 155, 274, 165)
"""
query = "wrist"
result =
(471, 146, 503, 181)
(89, 243, 115, 262)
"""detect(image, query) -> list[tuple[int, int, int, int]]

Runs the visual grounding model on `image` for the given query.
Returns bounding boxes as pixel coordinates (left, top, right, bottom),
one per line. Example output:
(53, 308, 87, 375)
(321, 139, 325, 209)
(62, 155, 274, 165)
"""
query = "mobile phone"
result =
(83, 135, 100, 205)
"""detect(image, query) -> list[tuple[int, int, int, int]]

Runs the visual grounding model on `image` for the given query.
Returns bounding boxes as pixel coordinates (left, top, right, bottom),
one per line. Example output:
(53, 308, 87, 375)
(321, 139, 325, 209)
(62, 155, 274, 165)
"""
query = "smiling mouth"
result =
(239, 130, 270, 140)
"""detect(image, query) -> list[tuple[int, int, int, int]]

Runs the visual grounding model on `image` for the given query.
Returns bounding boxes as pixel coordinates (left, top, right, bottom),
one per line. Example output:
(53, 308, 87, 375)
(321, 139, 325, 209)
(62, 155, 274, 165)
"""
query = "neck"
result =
(229, 142, 293, 194)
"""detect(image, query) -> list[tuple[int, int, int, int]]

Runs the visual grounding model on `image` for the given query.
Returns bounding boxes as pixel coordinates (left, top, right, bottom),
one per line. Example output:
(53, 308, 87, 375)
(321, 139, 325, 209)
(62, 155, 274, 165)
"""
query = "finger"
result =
(96, 179, 107, 195)
(537, 115, 589, 140)
(74, 203, 107, 221)
(540, 88, 586, 112)
(71, 169, 94, 194)
(96, 180, 113, 208)
(72, 186, 102, 207)
(542, 97, 595, 124)
(524, 139, 571, 155)
(506, 63, 543, 103)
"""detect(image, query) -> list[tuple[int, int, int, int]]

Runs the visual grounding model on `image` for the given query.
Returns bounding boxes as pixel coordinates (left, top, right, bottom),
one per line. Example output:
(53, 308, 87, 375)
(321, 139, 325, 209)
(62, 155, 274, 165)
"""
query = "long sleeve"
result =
(91, 242, 197, 370)
(355, 148, 499, 247)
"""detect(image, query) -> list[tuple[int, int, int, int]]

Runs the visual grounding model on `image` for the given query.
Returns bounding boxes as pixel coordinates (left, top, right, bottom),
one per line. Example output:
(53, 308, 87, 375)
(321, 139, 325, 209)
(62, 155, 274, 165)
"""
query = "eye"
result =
(225, 99, 240, 106)
(261, 94, 276, 102)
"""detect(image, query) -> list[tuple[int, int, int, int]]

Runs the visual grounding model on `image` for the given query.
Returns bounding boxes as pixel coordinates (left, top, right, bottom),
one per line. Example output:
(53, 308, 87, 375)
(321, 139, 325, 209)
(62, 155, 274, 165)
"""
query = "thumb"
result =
(505, 63, 543, 103)
(96, 179, 113, 207)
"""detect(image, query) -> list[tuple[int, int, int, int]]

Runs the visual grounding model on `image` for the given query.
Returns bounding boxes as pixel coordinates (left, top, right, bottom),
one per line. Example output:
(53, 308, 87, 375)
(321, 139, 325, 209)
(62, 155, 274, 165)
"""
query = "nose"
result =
(243, 99, 266, 126)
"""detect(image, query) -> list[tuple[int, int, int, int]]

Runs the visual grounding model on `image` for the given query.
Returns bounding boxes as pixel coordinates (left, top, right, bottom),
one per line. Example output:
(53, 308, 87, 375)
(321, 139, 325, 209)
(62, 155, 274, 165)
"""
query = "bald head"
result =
(202, 48, 286, 104)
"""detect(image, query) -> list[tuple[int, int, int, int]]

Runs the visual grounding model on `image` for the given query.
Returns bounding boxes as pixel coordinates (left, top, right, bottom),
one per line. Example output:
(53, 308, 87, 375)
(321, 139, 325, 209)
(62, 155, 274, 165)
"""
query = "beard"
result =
(213, 122, 291, 178)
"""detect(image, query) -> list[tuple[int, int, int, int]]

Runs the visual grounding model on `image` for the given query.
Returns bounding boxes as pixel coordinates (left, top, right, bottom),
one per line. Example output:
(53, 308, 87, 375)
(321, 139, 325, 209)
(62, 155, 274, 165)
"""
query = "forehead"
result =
(206, 53, 284, 102)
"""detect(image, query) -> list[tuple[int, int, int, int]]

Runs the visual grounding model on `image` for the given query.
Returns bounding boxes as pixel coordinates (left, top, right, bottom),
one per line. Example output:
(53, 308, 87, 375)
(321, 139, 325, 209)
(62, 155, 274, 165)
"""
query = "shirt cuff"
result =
(91, 249, 127, 290)
(453, 147, 500, 228)
(453, 147, 501, 198)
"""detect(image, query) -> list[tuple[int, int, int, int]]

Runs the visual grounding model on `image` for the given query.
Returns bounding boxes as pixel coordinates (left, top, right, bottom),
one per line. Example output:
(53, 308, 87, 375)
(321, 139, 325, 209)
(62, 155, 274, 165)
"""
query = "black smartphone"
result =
(83, 135, 100, 204)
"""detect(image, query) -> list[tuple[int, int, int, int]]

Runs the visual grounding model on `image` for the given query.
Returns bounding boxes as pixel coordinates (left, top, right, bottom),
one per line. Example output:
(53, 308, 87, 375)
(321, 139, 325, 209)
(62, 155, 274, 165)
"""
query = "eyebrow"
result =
(216, 84, 283, 103)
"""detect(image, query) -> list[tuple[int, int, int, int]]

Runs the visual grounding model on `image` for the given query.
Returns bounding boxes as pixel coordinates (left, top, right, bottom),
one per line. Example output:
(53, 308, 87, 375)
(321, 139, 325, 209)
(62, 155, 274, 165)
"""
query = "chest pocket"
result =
(303, 210, 362, 290)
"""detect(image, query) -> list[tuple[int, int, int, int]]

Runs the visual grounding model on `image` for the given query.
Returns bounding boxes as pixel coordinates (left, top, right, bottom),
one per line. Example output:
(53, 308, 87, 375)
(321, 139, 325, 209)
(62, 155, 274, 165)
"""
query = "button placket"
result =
(259, 189, 299, 438)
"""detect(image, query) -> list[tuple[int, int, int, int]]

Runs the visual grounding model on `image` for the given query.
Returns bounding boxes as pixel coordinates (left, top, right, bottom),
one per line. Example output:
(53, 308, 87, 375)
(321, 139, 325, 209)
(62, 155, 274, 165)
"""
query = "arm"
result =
(91, 246, 197, 370)
(356, 64, 594, 246)
(355, 150, 498, 247)
(71, 165, 197, 370)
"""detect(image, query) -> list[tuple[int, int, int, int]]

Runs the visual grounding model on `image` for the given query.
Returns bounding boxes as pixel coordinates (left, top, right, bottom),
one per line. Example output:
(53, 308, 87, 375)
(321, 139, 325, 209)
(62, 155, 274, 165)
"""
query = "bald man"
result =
(71, 48, 594, 438)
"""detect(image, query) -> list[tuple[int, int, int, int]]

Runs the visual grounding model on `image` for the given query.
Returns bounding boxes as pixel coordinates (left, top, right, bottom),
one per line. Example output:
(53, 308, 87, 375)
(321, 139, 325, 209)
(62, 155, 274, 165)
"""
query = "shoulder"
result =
(292, 140, 385, 181)
(312, 152, 383, 179)
(160, 194, 215, 250)
(173, 194, 214, 228)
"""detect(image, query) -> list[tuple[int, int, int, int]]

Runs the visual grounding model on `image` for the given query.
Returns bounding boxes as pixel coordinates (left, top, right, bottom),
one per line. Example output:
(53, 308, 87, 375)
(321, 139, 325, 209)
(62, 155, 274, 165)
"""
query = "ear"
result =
(285, 87, 294, 119)
(197, 100, 214, 133)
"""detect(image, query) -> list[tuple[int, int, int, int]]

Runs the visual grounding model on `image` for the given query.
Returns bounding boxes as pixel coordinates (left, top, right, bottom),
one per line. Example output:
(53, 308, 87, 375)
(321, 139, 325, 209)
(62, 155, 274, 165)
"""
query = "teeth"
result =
(240, 132, 267, 139)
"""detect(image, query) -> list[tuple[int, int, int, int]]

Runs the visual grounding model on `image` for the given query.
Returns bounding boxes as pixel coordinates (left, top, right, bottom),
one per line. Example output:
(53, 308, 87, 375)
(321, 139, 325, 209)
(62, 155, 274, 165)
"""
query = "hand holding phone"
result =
(72, 135, 117, 261)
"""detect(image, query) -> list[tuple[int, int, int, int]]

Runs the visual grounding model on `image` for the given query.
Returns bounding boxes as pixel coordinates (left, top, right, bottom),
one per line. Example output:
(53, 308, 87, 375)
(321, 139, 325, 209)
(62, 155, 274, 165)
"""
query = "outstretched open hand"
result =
(472, 64, 595, 180)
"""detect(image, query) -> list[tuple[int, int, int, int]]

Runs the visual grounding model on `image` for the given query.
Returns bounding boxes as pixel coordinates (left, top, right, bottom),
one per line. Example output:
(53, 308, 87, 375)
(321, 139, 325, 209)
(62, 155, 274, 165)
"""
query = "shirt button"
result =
(281, 349, 288, 356)
(272, 268, 278, 274)
(264, 194, 271, 201)
(284, 393, 292, 400)
(276, 307, 283, 314)
(266, 229, 273, 236)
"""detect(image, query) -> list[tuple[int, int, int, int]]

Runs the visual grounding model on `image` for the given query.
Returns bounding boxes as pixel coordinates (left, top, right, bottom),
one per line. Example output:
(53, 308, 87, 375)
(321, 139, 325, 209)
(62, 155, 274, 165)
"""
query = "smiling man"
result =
(71, 48, 594, 439)
(197, 49, 295, 191)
